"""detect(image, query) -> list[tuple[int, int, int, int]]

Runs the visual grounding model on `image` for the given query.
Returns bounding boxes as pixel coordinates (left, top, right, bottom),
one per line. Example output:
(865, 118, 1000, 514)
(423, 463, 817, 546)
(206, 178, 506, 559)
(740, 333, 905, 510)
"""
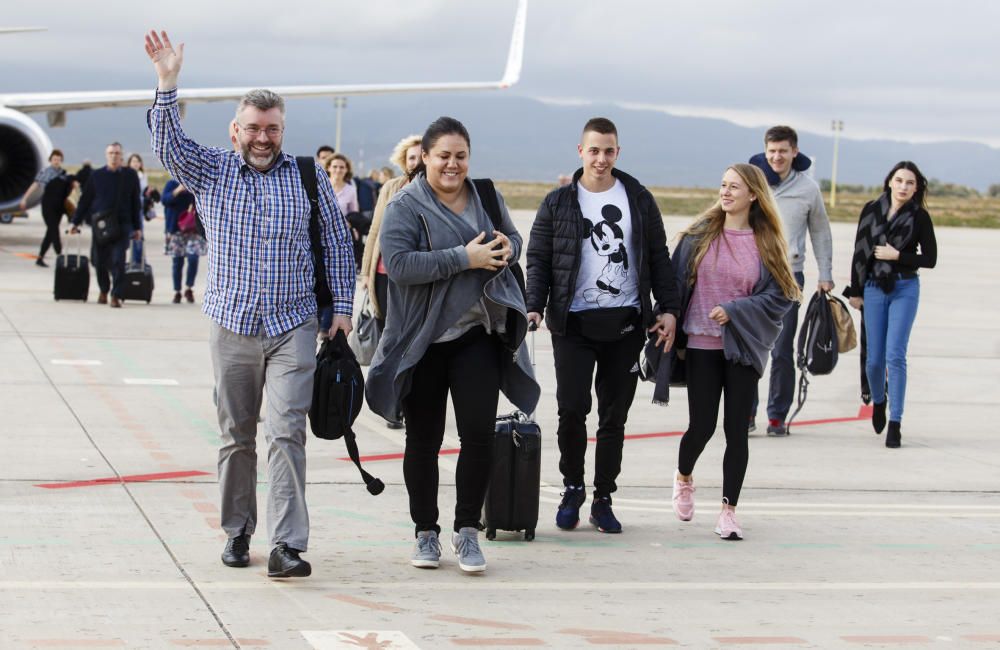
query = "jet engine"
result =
(0, 107, 52, 213)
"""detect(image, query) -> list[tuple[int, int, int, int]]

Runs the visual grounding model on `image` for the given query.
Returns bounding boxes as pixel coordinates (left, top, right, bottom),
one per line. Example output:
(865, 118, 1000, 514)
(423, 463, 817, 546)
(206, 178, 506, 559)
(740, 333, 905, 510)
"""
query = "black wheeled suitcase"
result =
(122, 243, 154, 303)
(484, 327, 541, 541)
(54, 234, 90, 301)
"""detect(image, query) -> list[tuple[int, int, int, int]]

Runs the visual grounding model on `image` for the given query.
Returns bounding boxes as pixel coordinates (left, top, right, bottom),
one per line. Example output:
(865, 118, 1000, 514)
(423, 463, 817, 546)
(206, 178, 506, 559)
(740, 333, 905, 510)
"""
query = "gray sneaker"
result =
(451, 527, 487, 573)
(411, 530, 441, 568)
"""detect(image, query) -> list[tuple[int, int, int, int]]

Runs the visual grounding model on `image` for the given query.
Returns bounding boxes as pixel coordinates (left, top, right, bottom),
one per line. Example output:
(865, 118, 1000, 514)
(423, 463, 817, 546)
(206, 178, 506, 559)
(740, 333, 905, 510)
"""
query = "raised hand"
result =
(144, 30, 184, 90)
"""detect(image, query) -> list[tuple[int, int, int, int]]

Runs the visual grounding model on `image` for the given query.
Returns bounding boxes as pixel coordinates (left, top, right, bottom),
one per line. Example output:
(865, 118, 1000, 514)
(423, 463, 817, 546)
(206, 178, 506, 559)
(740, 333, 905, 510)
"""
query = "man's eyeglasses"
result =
(239, 124, 283, 137)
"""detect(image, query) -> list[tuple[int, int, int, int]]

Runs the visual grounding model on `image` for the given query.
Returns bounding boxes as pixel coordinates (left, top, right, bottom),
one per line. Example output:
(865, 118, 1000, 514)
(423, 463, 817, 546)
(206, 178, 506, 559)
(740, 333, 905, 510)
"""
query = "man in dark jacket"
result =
(70, 142, 142, 308)
(526, 117, 680, 534)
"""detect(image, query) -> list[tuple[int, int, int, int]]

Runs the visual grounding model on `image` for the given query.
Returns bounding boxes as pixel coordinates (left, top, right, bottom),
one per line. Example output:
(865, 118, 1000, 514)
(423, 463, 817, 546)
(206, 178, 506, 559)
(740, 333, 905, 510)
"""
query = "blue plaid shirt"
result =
(148, 88, 354, 337)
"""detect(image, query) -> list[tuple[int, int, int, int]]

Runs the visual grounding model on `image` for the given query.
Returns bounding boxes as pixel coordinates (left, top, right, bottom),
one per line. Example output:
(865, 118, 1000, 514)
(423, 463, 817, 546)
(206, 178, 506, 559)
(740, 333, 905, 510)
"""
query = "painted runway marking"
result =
(450, 639, 546, 646)
(123, 377, 179, 386)
(841, 635, 933, 644)
(169, 640, 269, 647)
(50, 359, 102, 366)
(6, 581, 1000, 591)
(430, 615, 533, 630)
(301, 630, 419, 649)
(714, 637, 808, 645)
(35, 470, 211, 489)
(328, 594, 404, 614)
(560, 628, 678, 645)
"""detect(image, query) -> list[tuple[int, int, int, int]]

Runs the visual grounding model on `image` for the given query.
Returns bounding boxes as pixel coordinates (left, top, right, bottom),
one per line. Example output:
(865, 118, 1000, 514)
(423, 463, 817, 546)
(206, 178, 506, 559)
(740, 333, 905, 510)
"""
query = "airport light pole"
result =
(830, 120, 844, 208)
(334, 97, 347, 152)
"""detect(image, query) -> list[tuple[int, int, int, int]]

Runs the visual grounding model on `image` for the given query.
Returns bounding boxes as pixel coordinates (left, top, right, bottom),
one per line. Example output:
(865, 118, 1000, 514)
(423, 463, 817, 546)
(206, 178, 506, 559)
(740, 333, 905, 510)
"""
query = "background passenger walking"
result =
(366, 117, 539, 574)
(161, 177, 206, 303)
(359, 133, 421, 431)
(845, 161, 936, 449)
(670, 164, 799, 541)
(19, 149, 76, 268)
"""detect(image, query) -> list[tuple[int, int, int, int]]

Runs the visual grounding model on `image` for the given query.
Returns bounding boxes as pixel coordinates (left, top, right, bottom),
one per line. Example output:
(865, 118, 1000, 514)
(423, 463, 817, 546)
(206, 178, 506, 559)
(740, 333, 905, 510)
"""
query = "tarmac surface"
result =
(0, 207, 998, 649)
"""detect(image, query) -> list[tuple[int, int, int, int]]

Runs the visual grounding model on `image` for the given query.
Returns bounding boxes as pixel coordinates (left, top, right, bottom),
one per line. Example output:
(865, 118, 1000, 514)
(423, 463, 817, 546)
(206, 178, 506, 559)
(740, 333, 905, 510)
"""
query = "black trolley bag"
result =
(54, 233, 90, 301)
(122, 241, 154, 303)
(484, 324, 541, 541)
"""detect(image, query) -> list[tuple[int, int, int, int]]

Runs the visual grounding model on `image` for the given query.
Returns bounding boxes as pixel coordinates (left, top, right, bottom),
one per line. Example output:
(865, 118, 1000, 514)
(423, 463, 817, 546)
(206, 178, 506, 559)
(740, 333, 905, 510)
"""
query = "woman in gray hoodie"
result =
(366, 117, 539, 574)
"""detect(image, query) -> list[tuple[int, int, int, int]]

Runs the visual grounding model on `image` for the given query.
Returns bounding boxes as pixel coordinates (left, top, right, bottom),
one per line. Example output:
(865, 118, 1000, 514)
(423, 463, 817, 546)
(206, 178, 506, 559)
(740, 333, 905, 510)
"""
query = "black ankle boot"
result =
(872, 401, 887, 434)
(885, 421, 901, 448)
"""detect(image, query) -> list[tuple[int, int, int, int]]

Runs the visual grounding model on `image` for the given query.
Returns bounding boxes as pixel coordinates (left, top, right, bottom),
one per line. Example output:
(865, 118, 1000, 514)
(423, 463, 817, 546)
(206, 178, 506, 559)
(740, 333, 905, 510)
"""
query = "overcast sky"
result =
(3, 0, 999, 148)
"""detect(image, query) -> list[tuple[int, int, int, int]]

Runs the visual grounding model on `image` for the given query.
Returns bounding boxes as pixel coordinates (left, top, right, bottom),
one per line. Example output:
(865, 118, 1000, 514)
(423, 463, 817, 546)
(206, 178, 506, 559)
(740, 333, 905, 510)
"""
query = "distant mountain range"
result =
(35, 93, 1000, 191)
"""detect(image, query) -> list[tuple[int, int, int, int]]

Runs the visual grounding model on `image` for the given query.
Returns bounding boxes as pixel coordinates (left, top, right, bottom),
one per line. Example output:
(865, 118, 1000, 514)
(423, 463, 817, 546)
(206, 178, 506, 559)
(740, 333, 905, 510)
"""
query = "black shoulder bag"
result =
(472, 178, 526, 298)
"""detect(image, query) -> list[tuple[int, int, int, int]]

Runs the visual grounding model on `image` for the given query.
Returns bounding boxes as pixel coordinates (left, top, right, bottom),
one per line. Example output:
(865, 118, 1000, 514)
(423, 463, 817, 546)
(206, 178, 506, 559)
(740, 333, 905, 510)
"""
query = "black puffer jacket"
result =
(526, 168, 681, 336)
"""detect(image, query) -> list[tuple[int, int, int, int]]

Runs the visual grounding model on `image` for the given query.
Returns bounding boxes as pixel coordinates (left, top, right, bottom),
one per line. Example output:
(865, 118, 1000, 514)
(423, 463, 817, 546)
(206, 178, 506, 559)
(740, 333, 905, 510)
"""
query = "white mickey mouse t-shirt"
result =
(570, 179, 641, 312)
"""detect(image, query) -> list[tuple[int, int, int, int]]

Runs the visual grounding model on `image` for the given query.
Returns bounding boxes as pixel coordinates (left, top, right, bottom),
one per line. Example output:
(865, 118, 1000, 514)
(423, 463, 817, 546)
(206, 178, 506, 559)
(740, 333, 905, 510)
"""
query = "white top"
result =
(571, 178, 640, 311)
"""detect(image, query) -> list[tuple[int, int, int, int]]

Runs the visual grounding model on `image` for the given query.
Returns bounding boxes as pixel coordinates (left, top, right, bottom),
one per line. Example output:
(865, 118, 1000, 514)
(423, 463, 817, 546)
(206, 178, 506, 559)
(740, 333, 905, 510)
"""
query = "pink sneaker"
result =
(714, 508, 743, 540)
(672, 474, 695, 521)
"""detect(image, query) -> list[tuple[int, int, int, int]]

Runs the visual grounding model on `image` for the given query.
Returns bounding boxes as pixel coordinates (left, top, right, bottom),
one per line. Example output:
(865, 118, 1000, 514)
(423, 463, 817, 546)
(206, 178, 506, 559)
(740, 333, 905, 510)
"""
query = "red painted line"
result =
(964, 635, 1000, 642)
(431, 614, 533, 630)
(170, 640, 269, 647)
(35, 470, 211, 489)
(841, 636, 932, 644)
(450, 639, 546, 647)
(328, 594, 404, 613)
(346, 405, 873, 463)
(341, 448, 460, 463)
(27, 642, 126, 648)
(560, 629, 678, 645)
(714, 637, 808, 645)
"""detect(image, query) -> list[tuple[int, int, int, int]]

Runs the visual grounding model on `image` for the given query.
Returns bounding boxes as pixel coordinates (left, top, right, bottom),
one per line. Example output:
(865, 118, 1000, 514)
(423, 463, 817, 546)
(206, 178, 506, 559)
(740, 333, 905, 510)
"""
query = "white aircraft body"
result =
(0, 0, 527, 216)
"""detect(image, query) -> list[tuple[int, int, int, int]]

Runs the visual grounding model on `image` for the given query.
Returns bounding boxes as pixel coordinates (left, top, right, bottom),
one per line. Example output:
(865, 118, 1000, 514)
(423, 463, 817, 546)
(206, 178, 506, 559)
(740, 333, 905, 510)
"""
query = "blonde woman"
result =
(357, 134, 421, 429)
(669, 163, 801, 540)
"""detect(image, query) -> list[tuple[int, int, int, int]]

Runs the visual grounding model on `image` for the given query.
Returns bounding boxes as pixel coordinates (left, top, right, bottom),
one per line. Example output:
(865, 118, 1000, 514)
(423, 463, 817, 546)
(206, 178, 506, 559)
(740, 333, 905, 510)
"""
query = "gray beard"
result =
(241, 141, 281, 171)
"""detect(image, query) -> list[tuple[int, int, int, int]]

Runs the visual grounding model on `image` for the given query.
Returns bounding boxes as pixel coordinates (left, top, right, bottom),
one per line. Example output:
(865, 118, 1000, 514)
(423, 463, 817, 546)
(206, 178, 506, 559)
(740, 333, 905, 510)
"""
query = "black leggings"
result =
(38, 208, 63, 258)
(374, 272, 389, 334)
(401, 326, 501, 535)
(677, 348, 759, 507)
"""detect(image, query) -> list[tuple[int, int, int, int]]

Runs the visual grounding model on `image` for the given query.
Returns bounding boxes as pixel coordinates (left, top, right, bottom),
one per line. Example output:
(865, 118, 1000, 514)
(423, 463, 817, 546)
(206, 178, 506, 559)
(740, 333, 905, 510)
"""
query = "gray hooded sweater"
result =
(773, 170, 833, 282)
(365, 174, 540, 420)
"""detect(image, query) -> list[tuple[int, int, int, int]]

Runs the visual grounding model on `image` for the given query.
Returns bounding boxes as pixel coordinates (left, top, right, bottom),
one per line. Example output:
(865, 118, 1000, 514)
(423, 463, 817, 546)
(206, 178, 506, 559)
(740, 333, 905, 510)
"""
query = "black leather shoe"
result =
(267, 543, 311, 578)
(221, 533, 251, 567)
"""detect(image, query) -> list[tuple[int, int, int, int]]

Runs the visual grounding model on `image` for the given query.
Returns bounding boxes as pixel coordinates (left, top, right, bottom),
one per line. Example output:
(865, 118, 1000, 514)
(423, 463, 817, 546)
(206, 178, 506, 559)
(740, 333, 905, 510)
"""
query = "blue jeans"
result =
(172, 255, 199, 291)
(863, 277, 920, 422)
(752, 271, 805, 422)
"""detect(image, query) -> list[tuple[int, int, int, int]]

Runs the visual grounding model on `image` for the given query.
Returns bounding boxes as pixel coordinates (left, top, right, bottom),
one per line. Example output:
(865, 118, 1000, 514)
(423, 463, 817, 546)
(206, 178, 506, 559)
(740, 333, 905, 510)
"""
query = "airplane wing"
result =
(0, 0, 526, 114)
(0, 28, 46, 34)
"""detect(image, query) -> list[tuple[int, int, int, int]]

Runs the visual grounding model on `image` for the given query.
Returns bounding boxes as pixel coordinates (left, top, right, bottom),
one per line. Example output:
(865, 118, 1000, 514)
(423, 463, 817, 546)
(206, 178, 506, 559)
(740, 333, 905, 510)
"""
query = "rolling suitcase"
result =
(53, 234, 90, 301)
(122, 243, 154, 303)
(484, 326, 541, 541)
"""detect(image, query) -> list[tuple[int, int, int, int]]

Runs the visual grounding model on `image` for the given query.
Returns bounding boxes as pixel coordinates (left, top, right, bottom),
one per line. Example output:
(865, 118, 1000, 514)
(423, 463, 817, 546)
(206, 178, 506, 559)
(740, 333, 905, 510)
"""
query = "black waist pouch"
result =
(569, 307, 639, 342)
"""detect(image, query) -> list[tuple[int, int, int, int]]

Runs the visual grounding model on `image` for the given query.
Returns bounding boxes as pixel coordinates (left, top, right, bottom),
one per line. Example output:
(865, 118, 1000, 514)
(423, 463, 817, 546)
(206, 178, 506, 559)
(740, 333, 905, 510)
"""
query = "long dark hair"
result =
(409, 116, 471, 181)
(883, 160, 928, 210)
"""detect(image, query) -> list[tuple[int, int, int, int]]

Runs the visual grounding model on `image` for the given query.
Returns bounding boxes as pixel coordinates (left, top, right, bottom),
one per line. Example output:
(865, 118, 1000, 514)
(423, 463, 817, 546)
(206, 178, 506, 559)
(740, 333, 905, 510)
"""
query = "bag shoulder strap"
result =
(296, 156, 332, 309)
(473, 178, 502, 230)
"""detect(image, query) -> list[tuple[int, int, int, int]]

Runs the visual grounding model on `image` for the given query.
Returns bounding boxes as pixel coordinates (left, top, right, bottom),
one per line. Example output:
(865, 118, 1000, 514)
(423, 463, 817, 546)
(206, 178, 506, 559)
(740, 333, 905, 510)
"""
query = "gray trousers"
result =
(210, 317, 316, 551)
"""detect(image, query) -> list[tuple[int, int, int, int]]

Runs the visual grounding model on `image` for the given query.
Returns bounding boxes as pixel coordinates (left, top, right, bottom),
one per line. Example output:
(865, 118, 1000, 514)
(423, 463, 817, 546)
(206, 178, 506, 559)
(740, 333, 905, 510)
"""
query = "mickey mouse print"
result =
(572, 179, 640, 310)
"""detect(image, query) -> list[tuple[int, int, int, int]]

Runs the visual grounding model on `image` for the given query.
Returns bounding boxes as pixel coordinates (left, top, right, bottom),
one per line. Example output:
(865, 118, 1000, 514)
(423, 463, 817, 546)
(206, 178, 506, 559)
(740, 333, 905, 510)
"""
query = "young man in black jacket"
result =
(526, 117, 680, 533)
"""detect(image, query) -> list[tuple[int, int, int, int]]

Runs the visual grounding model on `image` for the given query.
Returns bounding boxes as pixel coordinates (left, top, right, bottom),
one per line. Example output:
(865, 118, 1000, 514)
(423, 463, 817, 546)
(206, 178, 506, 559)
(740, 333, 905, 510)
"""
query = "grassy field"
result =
(496, 181, 1000, 228)
(137, 169, 999, 228)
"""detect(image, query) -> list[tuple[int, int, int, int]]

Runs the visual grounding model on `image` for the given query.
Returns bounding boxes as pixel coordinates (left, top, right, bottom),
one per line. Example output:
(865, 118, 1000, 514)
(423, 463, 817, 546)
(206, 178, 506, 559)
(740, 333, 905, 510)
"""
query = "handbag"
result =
(178, 208, 197, 233)
(569, 307, 639, 342)
(826, 292, 858, 354)
(347, 289, 380, 366)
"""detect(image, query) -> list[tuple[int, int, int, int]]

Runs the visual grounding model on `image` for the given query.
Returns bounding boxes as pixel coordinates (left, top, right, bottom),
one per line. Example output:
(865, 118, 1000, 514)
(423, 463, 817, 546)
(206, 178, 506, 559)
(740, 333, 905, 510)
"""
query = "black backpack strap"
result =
(296, 156, 332, 309)
(473, 178, 502, 229)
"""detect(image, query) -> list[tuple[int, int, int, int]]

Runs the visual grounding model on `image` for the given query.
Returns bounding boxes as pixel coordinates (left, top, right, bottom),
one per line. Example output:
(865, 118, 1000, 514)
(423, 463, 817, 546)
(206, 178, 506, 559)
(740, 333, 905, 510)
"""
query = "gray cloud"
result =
(3, 0, 999, 146)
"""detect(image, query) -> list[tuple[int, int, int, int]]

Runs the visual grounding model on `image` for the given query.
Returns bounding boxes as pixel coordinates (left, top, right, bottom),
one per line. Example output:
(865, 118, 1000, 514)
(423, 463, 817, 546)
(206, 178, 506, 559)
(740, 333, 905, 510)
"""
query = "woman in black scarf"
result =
(845, 161, 937, 448)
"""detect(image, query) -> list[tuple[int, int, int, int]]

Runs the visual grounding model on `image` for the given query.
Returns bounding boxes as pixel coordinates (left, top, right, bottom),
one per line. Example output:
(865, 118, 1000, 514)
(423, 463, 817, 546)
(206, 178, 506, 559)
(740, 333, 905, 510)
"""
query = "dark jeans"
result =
(551, 321, 644, 496)
(172, 255, 199, 291)
(93, 237, 129, 297)
(678, 348, 760, 506)
(401, 326, 501, 535)
(38, 208, 63, 258)
(752, 271, 805, 422)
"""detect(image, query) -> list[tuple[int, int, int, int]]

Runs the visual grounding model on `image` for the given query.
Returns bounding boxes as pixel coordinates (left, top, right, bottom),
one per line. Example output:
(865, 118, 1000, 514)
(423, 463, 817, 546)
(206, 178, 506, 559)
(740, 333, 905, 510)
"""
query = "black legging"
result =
(374, 272, 389, 333)
(677, 348, 759, 507)
(38, 208, 63, 258)
(401, 326, 501, 535)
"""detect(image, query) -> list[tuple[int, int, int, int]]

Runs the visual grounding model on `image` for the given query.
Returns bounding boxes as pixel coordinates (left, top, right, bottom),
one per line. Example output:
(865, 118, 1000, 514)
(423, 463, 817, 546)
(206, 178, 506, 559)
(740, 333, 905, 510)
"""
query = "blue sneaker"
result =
(555, 485, 587, 530)
(589, 495, 622, 533)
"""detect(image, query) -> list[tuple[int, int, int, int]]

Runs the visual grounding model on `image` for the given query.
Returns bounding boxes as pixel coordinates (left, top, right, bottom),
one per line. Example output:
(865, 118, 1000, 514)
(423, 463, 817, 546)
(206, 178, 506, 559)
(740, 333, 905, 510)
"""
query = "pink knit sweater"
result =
(684, 229, 761, 350)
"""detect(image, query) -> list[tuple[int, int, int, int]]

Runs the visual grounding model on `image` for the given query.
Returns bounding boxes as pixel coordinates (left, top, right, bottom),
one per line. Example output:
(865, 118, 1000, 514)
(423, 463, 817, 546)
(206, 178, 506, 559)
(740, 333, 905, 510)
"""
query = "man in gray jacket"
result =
(750, 125, 834, 436)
